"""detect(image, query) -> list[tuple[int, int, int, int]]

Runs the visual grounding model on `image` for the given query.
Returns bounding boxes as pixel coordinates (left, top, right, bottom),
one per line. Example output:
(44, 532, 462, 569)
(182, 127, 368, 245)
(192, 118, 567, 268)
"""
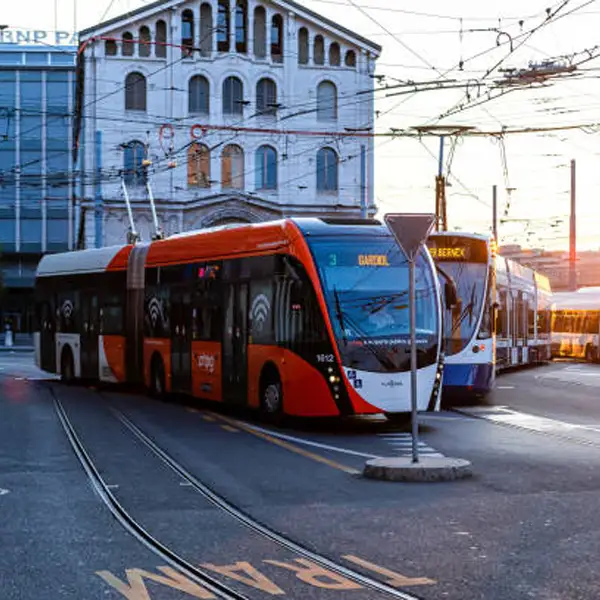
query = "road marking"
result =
(220, 425, 239, 433)
(378, 433, 443, 458)
(263, 558, 362, 590)
(201, 414, 216, 422)
(97, 567, 217, 599)
(457, 406, 600, 437)
(106, 484, 119, 490)
(179, 482, 192, 487)
(233, 421, 381, 459)
(497, 385, 515, 389)
(201, 561, 284, 595)
(209, 413, 361, 475)
(342, 555, 436, 586)
(0, 488, 9, 496)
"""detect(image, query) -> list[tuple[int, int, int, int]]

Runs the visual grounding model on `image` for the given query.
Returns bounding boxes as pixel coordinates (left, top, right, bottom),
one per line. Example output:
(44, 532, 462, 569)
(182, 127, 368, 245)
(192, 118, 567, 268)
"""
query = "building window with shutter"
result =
(316, 147, 338, 193)
(188, 143, 211, 188)
(221, 144, 244, 189)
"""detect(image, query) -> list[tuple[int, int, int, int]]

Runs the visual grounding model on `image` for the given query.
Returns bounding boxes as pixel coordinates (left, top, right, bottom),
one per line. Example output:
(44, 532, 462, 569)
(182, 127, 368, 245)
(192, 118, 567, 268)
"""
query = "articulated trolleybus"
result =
(35, 218, 444, 418)
(427, 232, 552, 399)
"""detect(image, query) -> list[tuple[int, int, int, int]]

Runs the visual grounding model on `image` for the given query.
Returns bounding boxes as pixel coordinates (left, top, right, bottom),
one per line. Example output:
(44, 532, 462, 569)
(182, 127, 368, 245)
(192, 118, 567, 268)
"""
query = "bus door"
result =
(222, 282, 248, 403)
(80, 292, 99, 379)
(39, 300, 56, 373)
(171, 288, 192, 393)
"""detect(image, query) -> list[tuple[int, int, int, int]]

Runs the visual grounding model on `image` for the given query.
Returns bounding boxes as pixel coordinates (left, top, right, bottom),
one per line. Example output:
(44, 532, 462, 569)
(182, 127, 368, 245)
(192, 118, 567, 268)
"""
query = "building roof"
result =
(79, 0, 382, 55)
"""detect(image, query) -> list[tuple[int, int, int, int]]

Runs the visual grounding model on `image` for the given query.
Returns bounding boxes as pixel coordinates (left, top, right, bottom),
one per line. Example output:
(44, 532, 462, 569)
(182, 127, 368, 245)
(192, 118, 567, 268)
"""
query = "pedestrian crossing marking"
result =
(378, 433, 444, 457)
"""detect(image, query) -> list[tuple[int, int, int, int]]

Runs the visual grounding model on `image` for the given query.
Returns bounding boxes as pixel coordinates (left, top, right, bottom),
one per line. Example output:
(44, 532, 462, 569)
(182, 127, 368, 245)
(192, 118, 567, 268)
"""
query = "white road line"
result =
(497, 385, 515, 389)
(240, 423, 382, 459)
(459, 406, 600, 436)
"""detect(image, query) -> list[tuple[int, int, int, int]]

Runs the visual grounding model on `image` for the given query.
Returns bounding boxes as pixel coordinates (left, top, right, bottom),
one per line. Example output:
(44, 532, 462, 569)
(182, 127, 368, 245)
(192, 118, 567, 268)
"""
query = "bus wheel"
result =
(260, 369, 283, 416)
(150, 356, 166, 399)
(61, 347, 74, 384)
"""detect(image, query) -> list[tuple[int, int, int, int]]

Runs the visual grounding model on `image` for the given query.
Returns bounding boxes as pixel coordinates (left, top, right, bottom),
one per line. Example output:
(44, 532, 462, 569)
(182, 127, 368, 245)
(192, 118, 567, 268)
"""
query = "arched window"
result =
(188, 143, 211, 188)
(122, 31, 135, 56)
(125, 72, 147, 111)
(200, 3, 213, 56)
(271, 14, 283, 63)
(329, 42, 340, 66)
(316, 80, 337, 121)
(221, 145, 244, 189)
(313, 35, 324, 65)
(217, 0, 230, 52)
(256, 145, 277, 190)
(316, 147, 338, 192)
(256, 78, 277, 115)
(182, 9, 194, 57)
(222, 76, 244, 115)
(156, 20, 167, 58)
(123, 141, 147, 186)
(235, 0, 248, 53)
(253, 7, 266, 58)
(189, 75, 210, 114)
(345, 49, 356, 68)
(298, 27, 308, 65)
(105, 38, 117, 56)
(139, 26, 151, 57)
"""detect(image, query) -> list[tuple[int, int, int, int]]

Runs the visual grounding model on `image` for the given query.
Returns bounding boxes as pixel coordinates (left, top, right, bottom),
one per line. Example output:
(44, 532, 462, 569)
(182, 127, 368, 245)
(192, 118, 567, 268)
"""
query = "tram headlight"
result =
(472, 345, 480, 353)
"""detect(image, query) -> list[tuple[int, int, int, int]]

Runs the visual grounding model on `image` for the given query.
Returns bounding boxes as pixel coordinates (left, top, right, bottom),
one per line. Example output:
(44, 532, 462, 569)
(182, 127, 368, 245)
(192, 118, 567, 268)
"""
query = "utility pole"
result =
(492, 184, 498, 242)
(435, 136, 447, 231)
(569, 159, 577, 291)
(360, 144, 367, 218)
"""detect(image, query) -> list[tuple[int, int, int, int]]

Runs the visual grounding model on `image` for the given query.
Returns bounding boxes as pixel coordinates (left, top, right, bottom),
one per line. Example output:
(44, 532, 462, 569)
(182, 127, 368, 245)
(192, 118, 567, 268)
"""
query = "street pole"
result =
(569, 159, 577, 291)
(408, 257, 418, 463)
(492, 184, 498, 242)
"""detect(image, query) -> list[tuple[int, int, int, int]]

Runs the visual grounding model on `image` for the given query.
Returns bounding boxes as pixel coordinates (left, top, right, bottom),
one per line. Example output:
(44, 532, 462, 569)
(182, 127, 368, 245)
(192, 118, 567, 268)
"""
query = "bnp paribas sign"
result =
(0, 29, 78, 46)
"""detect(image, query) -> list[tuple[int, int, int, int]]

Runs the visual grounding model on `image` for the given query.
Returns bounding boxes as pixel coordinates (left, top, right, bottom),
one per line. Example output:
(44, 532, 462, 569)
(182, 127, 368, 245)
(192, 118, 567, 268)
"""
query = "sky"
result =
(4, 0, 600, 251)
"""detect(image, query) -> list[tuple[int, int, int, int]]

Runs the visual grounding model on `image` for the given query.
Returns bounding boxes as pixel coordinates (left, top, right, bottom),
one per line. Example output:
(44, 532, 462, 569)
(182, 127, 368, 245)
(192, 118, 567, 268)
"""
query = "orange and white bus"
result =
(35, 218, 444, 418)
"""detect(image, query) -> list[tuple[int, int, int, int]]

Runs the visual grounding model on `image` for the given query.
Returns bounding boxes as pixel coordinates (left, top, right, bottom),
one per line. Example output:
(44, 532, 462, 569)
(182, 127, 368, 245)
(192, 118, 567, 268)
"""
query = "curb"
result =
(363, 456, 473, 482)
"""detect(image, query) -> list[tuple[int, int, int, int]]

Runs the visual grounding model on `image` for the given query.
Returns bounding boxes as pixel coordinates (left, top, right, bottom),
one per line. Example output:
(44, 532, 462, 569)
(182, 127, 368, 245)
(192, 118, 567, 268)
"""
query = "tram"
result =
(35, 218, 445, 418)
(428, 232, 552, 399)
(551, 288, 600, 361)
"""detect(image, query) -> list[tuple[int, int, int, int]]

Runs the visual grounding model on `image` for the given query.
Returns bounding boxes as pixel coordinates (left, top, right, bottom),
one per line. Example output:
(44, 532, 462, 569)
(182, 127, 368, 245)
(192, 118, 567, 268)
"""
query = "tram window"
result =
(498, 290, 508, 337)
(528, 302, 535, 337)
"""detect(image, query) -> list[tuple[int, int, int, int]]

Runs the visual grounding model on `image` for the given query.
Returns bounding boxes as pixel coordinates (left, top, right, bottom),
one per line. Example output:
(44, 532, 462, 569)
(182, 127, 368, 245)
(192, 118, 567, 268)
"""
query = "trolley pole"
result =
(492, 184, 498, 242)
(569, 159, 577, 291)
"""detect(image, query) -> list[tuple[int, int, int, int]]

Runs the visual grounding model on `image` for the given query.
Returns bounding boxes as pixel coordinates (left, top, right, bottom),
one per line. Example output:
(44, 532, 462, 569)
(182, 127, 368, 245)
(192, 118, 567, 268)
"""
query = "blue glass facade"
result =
(0, 44, 76, 332)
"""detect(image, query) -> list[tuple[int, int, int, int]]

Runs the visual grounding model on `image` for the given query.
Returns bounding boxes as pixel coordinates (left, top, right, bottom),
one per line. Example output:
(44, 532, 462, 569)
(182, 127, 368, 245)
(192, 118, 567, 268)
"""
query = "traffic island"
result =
(363, 456, 473, 482)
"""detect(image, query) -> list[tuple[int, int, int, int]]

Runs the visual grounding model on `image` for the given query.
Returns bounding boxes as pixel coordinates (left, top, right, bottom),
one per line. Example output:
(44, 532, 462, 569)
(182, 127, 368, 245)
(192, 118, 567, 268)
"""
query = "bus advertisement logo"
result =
(251, 294, 271, 332)
(61, 300, 74, 319)
(197, 353, 216, 374)
(147, 297, 164, 328)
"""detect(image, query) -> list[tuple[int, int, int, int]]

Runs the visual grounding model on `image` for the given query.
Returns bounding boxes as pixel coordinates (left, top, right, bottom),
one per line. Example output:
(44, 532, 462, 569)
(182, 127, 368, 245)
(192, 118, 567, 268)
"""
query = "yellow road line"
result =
(220, 424, 239, 433)
(208, 412, 360, 476)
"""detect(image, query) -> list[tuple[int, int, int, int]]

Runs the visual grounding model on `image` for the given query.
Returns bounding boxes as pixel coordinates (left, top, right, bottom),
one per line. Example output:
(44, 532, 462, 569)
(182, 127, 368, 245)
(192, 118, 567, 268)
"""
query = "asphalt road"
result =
(2, 354, 600, 599)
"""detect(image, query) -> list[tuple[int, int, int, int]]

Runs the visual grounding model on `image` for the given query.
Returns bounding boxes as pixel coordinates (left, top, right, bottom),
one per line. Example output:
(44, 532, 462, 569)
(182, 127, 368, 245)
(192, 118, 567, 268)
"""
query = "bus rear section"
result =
(35, 218, 444, 418)
(428, 233, 495, 399)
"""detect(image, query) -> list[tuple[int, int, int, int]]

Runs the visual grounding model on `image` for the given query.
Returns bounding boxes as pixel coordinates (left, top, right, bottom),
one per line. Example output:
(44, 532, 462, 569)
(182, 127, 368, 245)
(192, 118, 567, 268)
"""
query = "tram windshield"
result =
(428, 236, 490, 355)
(309, 237, 439, 373)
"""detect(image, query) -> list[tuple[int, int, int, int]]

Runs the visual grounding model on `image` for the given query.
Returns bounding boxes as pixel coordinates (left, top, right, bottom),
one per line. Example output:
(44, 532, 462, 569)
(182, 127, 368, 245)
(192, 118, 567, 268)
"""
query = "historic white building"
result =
(76, 0, 381, 247)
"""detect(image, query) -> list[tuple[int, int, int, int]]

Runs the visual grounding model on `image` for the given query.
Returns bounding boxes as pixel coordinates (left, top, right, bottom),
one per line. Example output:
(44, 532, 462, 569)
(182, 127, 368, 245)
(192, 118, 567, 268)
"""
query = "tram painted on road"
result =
(551, 288, 600, 361)
(35, 218, 445, 418)
(427, 232, 552, 399)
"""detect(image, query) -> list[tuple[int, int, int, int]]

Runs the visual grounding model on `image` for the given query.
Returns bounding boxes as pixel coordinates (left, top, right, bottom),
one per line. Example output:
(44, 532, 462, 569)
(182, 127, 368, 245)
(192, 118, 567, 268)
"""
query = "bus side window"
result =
(100, 293, 124, 335)
(193, 280, 221, 342)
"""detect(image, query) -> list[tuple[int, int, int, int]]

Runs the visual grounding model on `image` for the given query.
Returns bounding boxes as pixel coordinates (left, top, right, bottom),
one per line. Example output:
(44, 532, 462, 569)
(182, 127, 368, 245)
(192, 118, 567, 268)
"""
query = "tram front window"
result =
(438, 261, 488, 355)
(309, 238, 439, 373)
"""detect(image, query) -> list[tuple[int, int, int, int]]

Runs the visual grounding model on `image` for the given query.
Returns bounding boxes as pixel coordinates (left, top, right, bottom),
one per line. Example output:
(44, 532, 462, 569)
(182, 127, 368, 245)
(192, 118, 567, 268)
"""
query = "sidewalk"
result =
(0, 333, 35, 353)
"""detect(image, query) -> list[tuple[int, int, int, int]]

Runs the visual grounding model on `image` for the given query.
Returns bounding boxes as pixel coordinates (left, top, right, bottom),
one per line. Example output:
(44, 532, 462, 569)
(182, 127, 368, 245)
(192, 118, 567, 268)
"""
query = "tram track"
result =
(50, 384, 425, 600)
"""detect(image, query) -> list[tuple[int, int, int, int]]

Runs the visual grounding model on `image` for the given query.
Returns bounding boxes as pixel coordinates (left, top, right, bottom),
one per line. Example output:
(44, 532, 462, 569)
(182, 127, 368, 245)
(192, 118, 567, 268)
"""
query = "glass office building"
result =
(0, 43, 76, 333)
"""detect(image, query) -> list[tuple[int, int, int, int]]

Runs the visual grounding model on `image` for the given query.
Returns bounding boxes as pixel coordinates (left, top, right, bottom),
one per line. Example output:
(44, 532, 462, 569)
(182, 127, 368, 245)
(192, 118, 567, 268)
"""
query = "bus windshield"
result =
(309, 237, 439, 373)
